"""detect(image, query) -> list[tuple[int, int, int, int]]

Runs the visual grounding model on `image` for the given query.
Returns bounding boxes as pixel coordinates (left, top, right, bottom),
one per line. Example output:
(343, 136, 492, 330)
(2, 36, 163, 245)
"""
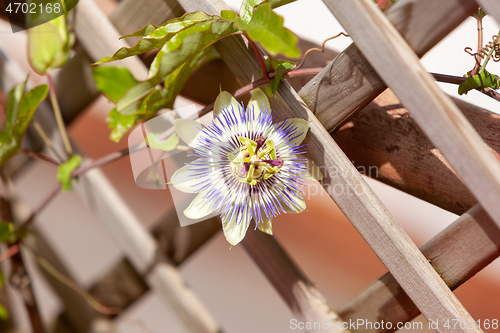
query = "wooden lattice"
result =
(1, 0, 500, 332)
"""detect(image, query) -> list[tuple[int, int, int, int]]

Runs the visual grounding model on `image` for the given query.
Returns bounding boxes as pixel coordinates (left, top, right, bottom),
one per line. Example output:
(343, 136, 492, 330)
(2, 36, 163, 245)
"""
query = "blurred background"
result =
(1, 0, 500, 332)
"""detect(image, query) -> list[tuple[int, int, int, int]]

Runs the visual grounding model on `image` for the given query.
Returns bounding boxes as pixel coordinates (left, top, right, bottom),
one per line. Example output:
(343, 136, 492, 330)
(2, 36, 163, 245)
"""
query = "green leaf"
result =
(240, 0, 297, 23)
(146, 133, 179, 151)
(458, 70, 500, 95)
(57, 155, 82, 191)
(0, 271, 4, 287)
(266, 58, 295, 97)
(115, 20, 237, 115)
(94, 12, 216, 65)
(15, 85, 51, 137)
(93, 67, 138, 103)
(221, 10, 238, 23)
(108, 109, 141, 142)
(28, 14, 74, 74)
(0, 82, 49, 166)
(237, 3, 300, 58)
(107, 47, 213, 142)
(5, 77, 28, 132)
(0, 223, 13, 243)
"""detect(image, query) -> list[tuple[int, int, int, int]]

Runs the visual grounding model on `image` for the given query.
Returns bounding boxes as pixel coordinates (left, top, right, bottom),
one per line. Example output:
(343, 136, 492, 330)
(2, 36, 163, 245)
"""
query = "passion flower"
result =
(171, 89, 322, 245)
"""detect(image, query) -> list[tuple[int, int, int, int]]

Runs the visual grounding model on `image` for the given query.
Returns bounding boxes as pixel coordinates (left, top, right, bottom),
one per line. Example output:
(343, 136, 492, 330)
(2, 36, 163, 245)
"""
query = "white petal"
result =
(294, 155, 323, 181)
(248, 88, 270, 119)
(257, 216, 273, 235)
(169, 161, 208, 193)
(222, 206, 252, 246)
(214, 91, 239, 118)
(174, 119, 204, 148)
(278, 118, 309, 145)
(184, 192, 217, 219)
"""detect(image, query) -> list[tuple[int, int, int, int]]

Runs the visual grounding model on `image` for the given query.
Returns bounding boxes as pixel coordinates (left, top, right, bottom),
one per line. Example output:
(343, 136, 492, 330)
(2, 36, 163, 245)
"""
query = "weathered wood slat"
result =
(73, 0, 148, 80)
(242, 230, 346, 332)
(323, 0, 500, 234)
(109, 0, 184, 41)
(333, 91, 486, 216)
(323, 1, 500, 328)
(339, 204, 498, 333)
(333, 89, 500, 331)
(178, 0, 480, 331)
(299, 0, 477, 133)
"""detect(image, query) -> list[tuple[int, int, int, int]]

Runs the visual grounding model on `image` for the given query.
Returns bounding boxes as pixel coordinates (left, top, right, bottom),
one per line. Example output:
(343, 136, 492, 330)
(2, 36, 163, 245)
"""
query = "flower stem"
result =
(477, 14, 484, 68)
(46, 73, 73, 157)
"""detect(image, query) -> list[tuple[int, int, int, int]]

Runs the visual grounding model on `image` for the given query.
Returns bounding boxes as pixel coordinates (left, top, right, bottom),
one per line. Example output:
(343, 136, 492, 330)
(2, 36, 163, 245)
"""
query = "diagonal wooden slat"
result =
(242, 230, 346, 333)
(177, 0, 480, 331)
(322, 0, 500, 229)
(73, 0, 148, 80)
(323, 0, 500, 296)
(339, 204, 498, 333)
(299, 0, 477, 133)
(331, 89, 500, 331)
(334, 91, 500, 215)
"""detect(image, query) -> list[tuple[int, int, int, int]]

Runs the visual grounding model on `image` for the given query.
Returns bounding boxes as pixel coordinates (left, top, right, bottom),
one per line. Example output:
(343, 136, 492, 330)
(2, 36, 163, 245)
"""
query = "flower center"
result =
(228, 136, 283, 185)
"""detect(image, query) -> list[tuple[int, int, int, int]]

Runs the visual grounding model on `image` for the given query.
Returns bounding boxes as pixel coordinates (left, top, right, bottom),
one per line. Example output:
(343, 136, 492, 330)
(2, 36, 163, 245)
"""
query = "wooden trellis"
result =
(1, 0, 500, 332)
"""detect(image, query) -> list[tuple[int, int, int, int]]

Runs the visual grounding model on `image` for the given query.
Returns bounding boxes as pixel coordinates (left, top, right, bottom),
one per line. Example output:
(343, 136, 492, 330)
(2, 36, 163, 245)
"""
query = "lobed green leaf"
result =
(0, 81, 49, 166)
(221, 10, 238, 23)
(237, 3, 300, 58)
(94, 12, 216, 66)
(107, 48, 212, 142)
(458, 70, 500, 95)
(240, 0, 297, 23)
(115, 20, 237, 115)
(57, 155, 82, 191)
(93, 67, 138, 103)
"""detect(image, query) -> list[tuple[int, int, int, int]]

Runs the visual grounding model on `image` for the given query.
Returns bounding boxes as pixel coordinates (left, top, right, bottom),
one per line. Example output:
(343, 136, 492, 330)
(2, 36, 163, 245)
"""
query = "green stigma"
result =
(228, 136, 283, 185)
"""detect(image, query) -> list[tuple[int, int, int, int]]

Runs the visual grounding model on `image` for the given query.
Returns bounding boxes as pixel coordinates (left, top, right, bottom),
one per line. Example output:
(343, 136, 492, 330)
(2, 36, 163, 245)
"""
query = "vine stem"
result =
(432, 73, 500, 103)
(46, 73, 73, 157)
(20, 149, 60, 165)
(245, 33, 271, 81)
